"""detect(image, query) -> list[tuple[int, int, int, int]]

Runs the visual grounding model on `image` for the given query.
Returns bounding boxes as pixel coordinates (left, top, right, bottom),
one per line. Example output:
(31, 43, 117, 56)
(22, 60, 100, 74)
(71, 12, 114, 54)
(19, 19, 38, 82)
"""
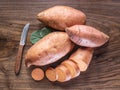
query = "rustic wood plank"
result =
(0, 0, 120, 90)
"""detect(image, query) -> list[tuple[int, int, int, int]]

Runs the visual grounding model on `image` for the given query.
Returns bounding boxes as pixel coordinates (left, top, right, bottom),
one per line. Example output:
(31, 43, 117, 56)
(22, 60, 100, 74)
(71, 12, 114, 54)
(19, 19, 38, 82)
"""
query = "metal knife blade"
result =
(15, 23, 30, 75)
(20, 23, 30, 45)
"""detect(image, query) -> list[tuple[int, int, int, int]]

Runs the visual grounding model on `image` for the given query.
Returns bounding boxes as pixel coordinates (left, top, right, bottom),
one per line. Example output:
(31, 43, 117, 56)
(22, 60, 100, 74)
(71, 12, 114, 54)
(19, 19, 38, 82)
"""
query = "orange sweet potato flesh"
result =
(31, 68, 44, 81)
(55, 65, 71, 82)
(37, 6, 86, 31)
(25, 32, 74, 67)
(46, 67, 57, 82)
(61, 60, 80, 78)
(65, 25, 109, 47)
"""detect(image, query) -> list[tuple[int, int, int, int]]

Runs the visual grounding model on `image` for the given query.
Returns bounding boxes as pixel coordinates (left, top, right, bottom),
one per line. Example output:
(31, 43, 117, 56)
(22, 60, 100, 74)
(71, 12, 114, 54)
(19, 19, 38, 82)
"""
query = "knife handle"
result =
(15, 45, 24, 75)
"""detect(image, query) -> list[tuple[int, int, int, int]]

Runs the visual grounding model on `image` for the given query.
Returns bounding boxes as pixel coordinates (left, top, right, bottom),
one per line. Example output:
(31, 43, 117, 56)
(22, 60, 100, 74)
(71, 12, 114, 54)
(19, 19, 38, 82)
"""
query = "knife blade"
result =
(15, 23, 30, 75)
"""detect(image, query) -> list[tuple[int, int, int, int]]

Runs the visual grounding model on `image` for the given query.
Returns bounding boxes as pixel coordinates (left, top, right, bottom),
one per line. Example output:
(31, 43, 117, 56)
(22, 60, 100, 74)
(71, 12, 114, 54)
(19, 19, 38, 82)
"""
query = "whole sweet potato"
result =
(37, 6, 86, 30)
(25, 32, 74, 67)
(65, 25, 109, 47)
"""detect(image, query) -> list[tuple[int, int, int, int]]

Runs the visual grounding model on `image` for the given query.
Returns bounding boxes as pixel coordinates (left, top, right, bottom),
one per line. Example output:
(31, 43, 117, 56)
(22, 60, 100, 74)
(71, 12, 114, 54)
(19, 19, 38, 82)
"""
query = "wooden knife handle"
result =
(15, 45, 24, 75)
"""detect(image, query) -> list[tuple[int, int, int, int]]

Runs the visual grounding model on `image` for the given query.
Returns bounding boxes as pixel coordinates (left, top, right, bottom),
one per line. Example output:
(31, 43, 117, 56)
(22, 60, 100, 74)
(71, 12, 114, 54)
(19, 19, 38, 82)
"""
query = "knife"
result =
(15, 23, 30, 75)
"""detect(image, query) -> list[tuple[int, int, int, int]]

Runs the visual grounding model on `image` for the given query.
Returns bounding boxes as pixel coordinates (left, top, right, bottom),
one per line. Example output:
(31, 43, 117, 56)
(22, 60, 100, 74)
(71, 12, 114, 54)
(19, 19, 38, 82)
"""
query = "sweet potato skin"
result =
(69, 48, 94, 71)
(25, 32, 74, 67)
(37, 6, 86, 30)
(65, 25, 109, 47)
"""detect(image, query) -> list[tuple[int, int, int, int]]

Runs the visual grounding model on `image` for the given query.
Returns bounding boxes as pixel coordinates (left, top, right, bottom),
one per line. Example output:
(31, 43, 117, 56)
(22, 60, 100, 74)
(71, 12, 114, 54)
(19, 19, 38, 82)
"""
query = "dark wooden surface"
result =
(0, 0, 120, 90)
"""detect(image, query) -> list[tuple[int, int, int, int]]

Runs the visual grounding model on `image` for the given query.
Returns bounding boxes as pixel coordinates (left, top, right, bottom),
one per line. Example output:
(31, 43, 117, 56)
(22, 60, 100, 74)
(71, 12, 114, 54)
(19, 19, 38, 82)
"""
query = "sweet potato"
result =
(65, 25, 109, 47)
(45, 48, 93, 82)
(46, 60, 80, 82)
(25, 32, 74, 67)
(37, 6, 86, 31)
(46, 65, 71, 82)
(69, 48, 94, 71)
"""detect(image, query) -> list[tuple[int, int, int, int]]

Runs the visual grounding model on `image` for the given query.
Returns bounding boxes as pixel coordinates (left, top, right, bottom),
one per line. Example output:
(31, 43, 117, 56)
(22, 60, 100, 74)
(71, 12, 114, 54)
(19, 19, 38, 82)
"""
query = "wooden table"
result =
(0, 0, 120, 90)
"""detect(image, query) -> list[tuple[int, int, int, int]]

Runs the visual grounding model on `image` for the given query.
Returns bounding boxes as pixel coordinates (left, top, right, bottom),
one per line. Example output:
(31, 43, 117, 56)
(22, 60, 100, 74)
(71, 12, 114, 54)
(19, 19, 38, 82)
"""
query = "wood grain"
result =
(0, 0, 120, 90)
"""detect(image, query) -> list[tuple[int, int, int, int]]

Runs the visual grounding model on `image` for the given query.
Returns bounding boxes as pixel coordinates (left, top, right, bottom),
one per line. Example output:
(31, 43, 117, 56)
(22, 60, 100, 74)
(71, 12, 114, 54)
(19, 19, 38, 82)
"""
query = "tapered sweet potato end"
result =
(37, 12, 44, 21)
(65, 27, 76, 37)
(25, 56, 32, 68)
(103, 32, 110, 42)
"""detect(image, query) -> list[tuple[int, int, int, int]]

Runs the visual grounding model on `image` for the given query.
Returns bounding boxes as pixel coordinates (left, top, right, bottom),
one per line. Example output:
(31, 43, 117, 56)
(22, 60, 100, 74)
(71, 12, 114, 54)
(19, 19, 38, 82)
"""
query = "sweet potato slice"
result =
(61, 60, 80, 78)
(31, 68, 44, 81)
(55, 65, 71, 82)
(46, 67, 57, 82)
